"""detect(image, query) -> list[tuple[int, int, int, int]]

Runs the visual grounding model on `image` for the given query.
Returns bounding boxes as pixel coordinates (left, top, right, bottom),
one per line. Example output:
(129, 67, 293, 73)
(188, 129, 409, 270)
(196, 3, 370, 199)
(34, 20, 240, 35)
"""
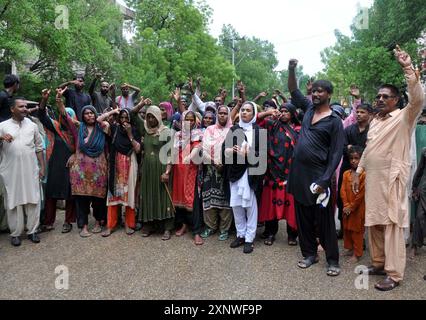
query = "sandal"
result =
(79, 229, 92, 238)
(141, 228, 152, 238)
(62, 223, 73, 234)
(297, 256, 319, 269)
(288, 239, 298, 246)
(125, 226, 135, 236)
(326, 265, 341, 277)
(218, 231, 229, 241)
(201, 228, 216, 239)
(161, 230, 171, 241)
(101, 228, 112, 238)
(264, 235, 275, 246)
(91, 225, 102, 234)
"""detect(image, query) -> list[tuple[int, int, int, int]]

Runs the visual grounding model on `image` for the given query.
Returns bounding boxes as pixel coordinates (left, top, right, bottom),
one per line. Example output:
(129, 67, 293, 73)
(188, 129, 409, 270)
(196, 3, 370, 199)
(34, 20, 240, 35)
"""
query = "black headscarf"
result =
(108, 108, 140, 196)
(266, 103, 299, 188)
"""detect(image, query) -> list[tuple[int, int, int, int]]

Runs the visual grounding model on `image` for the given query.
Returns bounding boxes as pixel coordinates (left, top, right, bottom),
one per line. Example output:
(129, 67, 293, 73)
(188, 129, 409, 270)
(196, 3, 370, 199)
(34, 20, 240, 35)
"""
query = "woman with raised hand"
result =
(98, 108, 141, 237)
(38, 88, 78, 234)
(67, 104, 108, 238)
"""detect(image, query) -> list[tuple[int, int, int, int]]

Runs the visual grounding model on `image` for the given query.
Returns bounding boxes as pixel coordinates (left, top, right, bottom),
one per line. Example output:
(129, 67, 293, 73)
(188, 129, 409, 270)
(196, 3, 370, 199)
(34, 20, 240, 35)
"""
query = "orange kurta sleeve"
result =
(349, 172, 366, 212)
(340, 171, 351, 209)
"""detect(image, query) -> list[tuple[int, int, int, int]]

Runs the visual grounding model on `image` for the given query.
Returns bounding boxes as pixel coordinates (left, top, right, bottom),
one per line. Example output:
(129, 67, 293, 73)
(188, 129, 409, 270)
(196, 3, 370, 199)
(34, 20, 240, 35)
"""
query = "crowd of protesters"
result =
(0, 46, 425, 291)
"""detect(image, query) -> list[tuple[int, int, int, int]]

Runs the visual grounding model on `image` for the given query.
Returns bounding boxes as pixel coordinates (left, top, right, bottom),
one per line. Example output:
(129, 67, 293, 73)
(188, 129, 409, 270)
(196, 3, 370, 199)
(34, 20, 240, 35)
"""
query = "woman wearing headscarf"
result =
(258, 103, 300, 246)
(172, 111, 203, 237)
(201, 110, 216, 130)
(159, 101, 174, 128)
(38, 88, 78, 234)
(67, 105, 108, 238)
(223, 101, 265, 254)
(191, 108, 217, 245)
(200, 105, 233, 242)
(131, 103, 175, 240)
(97, 108, 141, 237)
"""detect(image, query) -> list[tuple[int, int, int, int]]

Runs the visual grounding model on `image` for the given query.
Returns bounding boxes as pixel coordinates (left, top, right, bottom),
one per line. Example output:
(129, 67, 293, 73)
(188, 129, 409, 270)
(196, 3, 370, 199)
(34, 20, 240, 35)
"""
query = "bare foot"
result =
(175, 224, 187, 237)
(194, 234, 204, 246)
(408, 247, 417, 260)
(348, 255, 360, 264)
(343, 250, 354, 257)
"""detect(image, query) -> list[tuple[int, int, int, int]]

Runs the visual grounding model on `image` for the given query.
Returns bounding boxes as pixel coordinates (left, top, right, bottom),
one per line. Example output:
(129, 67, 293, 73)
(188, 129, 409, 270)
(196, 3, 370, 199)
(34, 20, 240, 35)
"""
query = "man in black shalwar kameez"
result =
(286, 59, 344, 276)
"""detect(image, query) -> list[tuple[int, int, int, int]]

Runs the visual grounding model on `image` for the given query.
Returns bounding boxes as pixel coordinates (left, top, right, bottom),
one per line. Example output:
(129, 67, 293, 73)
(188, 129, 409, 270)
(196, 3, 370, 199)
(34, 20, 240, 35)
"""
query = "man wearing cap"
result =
(352, 46, 425, 291)
(0, 74, 20, 123)
(116, 83, 141, 109)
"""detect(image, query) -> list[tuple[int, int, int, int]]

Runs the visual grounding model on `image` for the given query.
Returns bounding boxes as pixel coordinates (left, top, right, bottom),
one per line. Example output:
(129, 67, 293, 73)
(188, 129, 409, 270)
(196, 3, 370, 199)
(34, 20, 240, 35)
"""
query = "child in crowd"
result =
(340, 146, 366, 263)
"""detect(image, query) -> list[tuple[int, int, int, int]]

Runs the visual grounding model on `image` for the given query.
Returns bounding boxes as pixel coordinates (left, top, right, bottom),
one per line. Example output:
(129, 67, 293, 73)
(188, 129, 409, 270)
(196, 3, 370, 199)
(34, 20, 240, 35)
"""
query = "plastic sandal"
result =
(218, 231, 229, 241)
(201, 228, 215, 239)
(297, 256, 319, 269)
(264, 235, 275, 246)
(326, 265, 341, 277)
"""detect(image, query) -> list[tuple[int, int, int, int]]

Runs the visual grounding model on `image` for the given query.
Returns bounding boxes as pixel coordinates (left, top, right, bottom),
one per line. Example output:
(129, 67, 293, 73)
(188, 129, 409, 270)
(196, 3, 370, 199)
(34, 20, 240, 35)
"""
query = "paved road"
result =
(0, 213, 425, 300)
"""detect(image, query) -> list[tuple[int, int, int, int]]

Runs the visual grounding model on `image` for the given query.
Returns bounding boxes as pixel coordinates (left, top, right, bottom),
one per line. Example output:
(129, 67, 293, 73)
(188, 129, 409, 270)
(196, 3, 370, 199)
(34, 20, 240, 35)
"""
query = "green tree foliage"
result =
(126, 0, 234, 102)
(0, 0, 124, 100)
(321, 0, 426, 101)
(218, 24, 281, 99)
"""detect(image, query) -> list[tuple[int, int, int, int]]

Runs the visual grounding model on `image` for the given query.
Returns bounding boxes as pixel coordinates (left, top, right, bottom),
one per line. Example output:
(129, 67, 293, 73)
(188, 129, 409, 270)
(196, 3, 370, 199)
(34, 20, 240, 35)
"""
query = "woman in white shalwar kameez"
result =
(223, 102, 265, 254)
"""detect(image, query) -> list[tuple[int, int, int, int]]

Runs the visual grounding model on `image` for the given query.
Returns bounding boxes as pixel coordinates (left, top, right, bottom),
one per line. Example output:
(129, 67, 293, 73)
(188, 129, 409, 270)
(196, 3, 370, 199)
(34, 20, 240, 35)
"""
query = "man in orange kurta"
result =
(353, 46, 425, 291)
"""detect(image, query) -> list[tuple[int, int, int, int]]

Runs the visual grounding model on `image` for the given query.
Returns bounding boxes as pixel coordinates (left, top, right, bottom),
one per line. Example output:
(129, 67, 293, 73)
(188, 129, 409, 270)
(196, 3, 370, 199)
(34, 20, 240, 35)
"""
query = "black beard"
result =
(313, 100, 323, 107)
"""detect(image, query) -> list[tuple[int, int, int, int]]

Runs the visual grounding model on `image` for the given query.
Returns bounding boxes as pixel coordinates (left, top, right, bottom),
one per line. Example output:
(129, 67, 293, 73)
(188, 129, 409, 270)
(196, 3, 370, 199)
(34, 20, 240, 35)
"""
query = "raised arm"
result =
(395, 45, 425, 126)
(109, 83, 117, 109)
(253, 91, 268, 103)
(236, 81, 247, 103)
(97, 108, 119, 124)
(89, 74, 101, 97)
(230, 97, 243, 124)
(124, 83, 141, 97)
(171, 87, 186, 114)
(55, 87, 68, 116)
(343, 85, 362, 128)
(58, 79, 77, 89)
(288, 59, 312, 113)
(131, 97, 151, 115)
(257, 109, 280, 123)
(39, 89, 51, 111)
(288, 59, 299, 94)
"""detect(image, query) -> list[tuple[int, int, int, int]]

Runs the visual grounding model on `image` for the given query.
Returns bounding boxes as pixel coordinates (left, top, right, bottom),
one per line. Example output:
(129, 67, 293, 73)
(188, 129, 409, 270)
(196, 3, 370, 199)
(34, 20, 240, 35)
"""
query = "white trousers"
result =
(7, 203, 40, 237)
(232, 196, 258, 243)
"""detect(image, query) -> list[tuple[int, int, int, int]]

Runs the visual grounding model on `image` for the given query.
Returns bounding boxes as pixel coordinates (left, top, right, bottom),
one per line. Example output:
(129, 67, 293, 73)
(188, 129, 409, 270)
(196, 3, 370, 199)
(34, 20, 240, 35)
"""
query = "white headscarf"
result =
(238, 101, 258, 131)
(144, 106, 167, 136)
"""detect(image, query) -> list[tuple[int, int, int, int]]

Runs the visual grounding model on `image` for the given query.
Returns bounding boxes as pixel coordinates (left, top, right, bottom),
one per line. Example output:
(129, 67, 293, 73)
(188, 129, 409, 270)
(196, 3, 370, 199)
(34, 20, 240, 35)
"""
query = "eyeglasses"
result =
(375, 94, 396, 101)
